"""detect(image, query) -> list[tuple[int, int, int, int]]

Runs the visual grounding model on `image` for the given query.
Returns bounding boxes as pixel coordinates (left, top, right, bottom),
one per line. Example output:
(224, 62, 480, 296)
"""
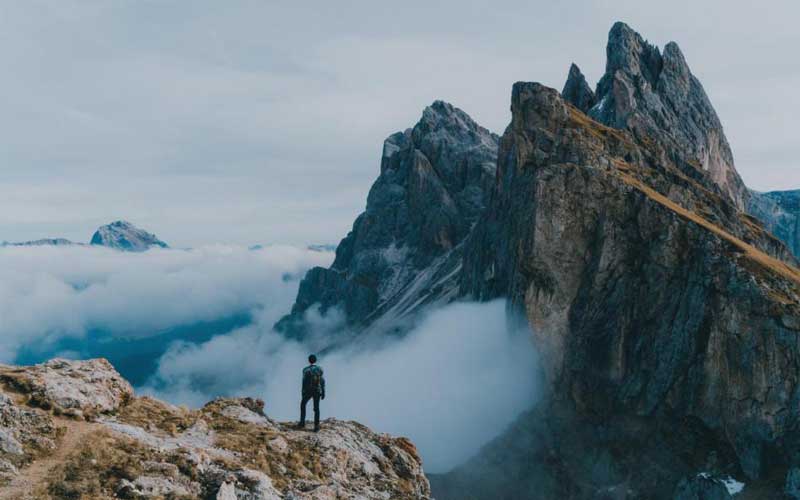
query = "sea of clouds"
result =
(0, 244, 539, 473)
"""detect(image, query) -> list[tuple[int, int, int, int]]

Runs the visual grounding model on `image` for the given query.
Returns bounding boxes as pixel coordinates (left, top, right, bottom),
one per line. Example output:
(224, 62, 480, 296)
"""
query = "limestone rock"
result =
(0, 360, 431, 498)
(1, 358, 133, 417)
(448, 81, 800, 497)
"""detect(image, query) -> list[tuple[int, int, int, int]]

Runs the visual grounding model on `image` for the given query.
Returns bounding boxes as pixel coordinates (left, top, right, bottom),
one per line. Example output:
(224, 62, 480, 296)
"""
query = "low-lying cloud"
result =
(0, 244, 332, 362)
(147, 299, 539, 473)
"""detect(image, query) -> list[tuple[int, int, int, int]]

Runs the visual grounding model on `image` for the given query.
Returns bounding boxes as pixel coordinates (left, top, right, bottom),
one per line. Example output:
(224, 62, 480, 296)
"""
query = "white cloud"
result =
(146, 299, 540, 473)
(0, 243, 540, 473)
(0, 244, 332, 361)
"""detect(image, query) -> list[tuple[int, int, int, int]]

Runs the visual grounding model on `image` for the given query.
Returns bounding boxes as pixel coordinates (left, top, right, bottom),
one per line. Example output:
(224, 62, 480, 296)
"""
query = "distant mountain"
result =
(1, 238, 78, 247)
(307, 244, 337, 252)
(748, 189, 800, 258)
(90, 220, 168, 252)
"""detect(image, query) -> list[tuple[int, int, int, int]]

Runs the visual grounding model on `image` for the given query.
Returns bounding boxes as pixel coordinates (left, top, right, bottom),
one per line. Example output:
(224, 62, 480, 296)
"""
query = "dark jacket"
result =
(302, 364, 325, 397)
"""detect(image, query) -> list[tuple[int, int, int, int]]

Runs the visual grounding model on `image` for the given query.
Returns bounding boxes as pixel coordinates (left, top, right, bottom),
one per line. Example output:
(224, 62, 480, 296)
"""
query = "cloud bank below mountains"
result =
(146, 299, 539, 473)
(0, 244, 332, 362)
(0, 244, 539, 473)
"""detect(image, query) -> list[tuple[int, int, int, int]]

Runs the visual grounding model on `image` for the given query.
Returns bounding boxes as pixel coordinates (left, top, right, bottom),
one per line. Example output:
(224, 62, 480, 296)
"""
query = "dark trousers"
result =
(300, 393, 320, 428)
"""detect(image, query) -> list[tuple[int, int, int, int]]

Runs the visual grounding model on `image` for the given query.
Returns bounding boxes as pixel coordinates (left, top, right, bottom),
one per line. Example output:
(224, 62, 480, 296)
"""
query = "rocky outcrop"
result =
(1, 358, 133, 419)
(0, 359, 430, 499)
(748, 189, 800, 258)
(561, 63, 596, 113)
(586, 22, 749, 210)
(90, 220, 168, 252)
(276, 101, 498, 339)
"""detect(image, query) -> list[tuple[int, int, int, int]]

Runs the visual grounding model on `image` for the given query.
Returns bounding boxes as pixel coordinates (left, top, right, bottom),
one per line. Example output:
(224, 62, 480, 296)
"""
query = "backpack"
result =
(306, 366, 323, 395)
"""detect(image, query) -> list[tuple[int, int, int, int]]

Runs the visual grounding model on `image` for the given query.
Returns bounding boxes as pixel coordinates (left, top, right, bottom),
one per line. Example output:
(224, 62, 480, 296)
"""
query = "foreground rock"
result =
(0, 359, 430, 499)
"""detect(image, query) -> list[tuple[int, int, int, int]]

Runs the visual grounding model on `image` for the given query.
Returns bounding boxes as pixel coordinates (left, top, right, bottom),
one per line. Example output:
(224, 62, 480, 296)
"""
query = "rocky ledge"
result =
(0, 358, 430, 499)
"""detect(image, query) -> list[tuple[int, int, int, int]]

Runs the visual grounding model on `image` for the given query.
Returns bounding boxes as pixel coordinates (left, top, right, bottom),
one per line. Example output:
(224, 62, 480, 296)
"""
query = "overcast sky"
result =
(1, 0, 798, 247)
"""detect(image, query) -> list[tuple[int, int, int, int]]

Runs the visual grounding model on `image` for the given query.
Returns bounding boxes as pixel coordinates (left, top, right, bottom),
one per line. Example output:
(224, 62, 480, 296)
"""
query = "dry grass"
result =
(618, 170, 800, 290)
(47, 429, 147, 499)
(116, 396, 195, 436)
(562, 105, 800, 296)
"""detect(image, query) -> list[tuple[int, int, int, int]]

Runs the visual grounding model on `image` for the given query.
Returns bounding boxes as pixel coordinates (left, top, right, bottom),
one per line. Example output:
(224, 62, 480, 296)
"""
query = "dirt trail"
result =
(0, 418, 99, 500)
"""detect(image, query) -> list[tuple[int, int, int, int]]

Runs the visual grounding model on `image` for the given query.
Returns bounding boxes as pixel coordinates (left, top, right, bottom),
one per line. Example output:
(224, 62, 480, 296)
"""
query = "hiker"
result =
(298, 354, 325, 432)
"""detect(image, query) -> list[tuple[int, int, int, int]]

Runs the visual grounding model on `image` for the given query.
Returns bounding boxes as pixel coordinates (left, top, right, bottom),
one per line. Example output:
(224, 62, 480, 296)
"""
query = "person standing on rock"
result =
(298, 354, 325, 432)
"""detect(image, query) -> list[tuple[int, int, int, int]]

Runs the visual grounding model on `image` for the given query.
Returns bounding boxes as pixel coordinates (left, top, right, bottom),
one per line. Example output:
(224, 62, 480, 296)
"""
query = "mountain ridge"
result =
(279, 21, 800, 499)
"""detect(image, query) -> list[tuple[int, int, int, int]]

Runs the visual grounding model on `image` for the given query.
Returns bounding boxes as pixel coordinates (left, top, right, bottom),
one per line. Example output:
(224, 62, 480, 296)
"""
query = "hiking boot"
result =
(296, 422, 305, 430)
(314, 425, 320, 433)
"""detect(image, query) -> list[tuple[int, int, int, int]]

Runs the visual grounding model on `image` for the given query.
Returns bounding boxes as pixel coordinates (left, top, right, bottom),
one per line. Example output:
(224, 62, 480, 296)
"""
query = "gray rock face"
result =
(451, 81, 800, 497)
(747, 189, 800, 258)
(561, 63, 596, 113)
(587, 22, 748, 209)
(276, 101, 498, 338)
(90, 220, 168, 252)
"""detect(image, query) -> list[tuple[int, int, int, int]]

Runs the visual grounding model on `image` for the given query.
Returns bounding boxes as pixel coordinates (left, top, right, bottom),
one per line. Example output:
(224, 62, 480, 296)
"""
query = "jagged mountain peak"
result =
(604, 21, 663, 85)
(561, 63, 597, 113)
(589, 21, 748, 209)
(90, 220, 168, 252)
(277, 102, 499, 338)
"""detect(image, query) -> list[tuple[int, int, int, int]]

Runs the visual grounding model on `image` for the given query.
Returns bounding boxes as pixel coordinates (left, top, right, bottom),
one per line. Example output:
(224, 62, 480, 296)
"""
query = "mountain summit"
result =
(276, 100, 499, 339)
(90, 220, 168, 252)
(576, 22, 749, 210)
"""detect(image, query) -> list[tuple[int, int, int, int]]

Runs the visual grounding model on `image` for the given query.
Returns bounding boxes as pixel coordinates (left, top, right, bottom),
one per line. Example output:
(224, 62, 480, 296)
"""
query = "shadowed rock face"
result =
(446, 81, 800, 498)
(276, 101, 498, 339)
(561, 63, 596, 113)
(585, 22, 749, 210)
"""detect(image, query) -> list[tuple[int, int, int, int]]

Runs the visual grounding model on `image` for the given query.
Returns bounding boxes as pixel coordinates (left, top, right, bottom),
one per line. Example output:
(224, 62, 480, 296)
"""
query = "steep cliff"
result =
(432, 79, 800, 498)
(0, 359, 430, 499)
(276, 101, 498, 339)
